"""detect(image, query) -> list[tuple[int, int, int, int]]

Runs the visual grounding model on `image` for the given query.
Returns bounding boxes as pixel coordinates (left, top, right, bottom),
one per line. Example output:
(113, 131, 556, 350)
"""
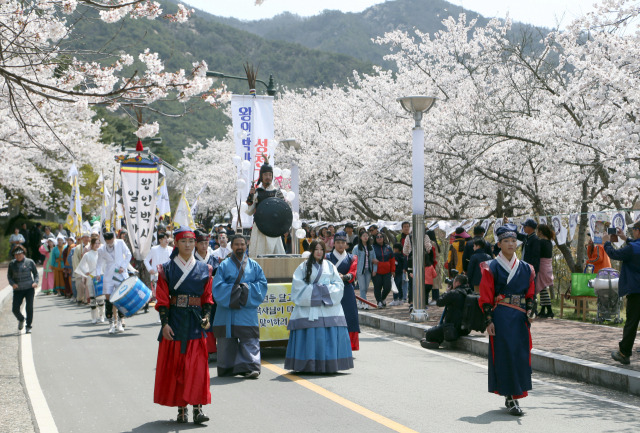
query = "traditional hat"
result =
(496, 223, 518, 241)
(334, 231, 348, 242)
(195, 229, 210, 243)
(258, 153, 273, 184)
(56, 233, 66, 242)
(173, 226, 196, 242)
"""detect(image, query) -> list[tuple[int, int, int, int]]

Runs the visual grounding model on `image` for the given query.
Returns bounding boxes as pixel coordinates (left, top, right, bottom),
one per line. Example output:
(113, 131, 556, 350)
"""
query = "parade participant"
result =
(154, 227, 213, 424)
(96, 230, 132, 334)
(212, 232, 231, 263)
(326, 232, 360, 350)
(39, 238, 55, 295)
(479, 223, 535, 416)
(71, 232, 91, 304)
(212, 235, 268, 378)
(75, 237, 106, 324)
(245, 158, 287, 257)
(144, 232, 172, 306)
(51, 234, 67, 296)
(194, 230, 219, 361)
(63, 236, 76, 299)
(286, 240, 354, 373)
(8, 246, 38, 333)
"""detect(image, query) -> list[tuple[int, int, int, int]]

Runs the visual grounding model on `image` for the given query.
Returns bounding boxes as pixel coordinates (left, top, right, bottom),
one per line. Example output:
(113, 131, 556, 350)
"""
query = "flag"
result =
(191, 182, 209, 219)
(173, 187, 195, 230)
(64, 163, 82, 236)
(156, 166, 171, 219)
(100, 173, 112, 232)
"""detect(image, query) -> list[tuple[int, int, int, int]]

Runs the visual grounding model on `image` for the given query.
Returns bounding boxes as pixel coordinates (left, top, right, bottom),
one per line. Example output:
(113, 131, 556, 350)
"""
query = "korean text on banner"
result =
(258, 283, 295, 342)
(120, 159, 158, 260)
(230, 94, 275, 204)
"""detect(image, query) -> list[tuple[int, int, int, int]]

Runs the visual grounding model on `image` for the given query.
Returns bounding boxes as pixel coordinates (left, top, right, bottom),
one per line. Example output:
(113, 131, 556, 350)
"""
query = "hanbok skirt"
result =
(285, 326, 354, 373)
(41, 269, 54, 293)
(154, 338, 210, 407)
(535, 258, 554, 294)
(53, 268, 65, 293)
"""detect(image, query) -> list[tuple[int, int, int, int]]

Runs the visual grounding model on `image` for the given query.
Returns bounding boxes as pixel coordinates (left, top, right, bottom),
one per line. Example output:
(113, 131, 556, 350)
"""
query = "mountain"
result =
(68, 1, 374, 164)
(208, 0, 547, 69)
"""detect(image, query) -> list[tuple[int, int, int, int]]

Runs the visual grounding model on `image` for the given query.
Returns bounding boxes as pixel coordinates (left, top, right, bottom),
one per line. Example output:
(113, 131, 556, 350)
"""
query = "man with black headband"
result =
(245, 157, 286, 258)
(478, 223, 535, 416)
(154, 227, 214, 424)
(96, 230, 132, 334)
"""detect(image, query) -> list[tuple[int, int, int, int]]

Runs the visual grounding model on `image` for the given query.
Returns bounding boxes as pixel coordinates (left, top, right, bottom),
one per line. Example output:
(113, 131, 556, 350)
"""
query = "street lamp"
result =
(206, 71, 276, 96)
(397, 95, 436, 322)
(280, 138, 301, 254)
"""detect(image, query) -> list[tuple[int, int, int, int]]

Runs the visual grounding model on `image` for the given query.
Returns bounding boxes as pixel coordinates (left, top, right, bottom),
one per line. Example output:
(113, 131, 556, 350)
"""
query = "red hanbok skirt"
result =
(154, 337, 210, 407)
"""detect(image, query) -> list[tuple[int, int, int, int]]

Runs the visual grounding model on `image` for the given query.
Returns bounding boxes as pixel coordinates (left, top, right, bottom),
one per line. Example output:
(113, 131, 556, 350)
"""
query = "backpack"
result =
(461, 294, 486, 333)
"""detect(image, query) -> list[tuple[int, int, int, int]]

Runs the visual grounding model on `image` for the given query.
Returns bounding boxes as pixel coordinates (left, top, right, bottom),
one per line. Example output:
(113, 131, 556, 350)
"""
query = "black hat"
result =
(258, 154, 273, 184)
(523, 219, 538, 230)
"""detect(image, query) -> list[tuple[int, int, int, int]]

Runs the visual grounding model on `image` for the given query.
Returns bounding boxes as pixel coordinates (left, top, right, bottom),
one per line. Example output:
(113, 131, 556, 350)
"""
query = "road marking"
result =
(19, 287, 59, 433)
(362, 331, 640, 411)
(262, 360, 419, 433)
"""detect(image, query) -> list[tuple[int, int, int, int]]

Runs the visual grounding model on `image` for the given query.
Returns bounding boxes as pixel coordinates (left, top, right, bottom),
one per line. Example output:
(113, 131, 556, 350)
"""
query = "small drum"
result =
(110, 276, 152, 317)
(92, 276, 104, 297)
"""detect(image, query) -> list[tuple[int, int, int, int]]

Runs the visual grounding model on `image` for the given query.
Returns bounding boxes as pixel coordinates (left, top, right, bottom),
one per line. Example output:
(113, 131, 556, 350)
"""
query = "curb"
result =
(358, 310, 640, 397)
(0, 285, 12, 310)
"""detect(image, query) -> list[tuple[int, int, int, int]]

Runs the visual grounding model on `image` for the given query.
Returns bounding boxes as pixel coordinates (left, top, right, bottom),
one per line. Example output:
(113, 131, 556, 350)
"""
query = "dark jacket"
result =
(7, 258, 39, 290)
(604, 238, 640, 297)
(436, 284, 474, 333)
(517, 232, 541, 273)
(462, 237, 493, 272)
(466, 250, 492, 287)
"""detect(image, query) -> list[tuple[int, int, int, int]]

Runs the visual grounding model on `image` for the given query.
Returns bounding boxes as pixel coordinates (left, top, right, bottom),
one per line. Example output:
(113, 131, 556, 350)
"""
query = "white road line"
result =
(19, 288, 59, 433)
(361, 330, 640, 411)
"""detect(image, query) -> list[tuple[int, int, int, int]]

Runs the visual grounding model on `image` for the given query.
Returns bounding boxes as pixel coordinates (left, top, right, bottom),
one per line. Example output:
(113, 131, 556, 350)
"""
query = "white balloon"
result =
(232, 155, 241, 166)
(240, 202, 248, 212)
(286, 191, 296, 202)
(282, 168, 291, 179)
(301, 251, 311, 258)
(236, 179, 246, 189)
(241, 160, 251, 172)
(273, 166, 282, 178)
(296, 228, 307, 239)
(292, 220, 302, 230)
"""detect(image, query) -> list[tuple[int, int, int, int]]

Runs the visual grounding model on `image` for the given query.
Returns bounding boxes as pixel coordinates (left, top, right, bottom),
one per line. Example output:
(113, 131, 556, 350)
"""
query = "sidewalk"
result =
(359, 292, 640, 396)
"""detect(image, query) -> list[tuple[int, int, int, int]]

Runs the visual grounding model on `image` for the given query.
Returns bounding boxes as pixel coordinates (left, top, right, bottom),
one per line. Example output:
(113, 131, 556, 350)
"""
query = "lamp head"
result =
(397, 96, 437, 128)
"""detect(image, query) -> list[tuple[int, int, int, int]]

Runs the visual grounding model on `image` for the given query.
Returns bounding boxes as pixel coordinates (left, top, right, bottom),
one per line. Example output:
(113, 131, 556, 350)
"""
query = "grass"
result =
(549, 296, 626, 328)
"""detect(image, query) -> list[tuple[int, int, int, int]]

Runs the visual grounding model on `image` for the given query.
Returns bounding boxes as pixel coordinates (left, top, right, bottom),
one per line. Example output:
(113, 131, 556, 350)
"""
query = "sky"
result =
(184, 0, 598, 28)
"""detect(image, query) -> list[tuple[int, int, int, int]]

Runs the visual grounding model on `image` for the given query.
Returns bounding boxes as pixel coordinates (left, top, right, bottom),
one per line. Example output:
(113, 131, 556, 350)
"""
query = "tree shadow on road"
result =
(122, 419, 207, 432)
(71, 332, 140, 339)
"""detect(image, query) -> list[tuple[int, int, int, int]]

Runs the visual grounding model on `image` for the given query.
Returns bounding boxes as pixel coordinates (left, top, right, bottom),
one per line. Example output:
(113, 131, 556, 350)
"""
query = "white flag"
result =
(191, 182, 209, 218)
(552, 215, 567, 245)
(156, 166, 171, 218)
(569, 213, 579, 240)
(174, 188, 195, 230)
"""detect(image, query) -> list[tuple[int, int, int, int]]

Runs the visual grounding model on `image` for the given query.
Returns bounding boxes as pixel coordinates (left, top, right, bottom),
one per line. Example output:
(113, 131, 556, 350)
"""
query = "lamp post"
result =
(280, 138, 301, 254)
(206, 71, 276, 96)
(397, 96, 436, 322)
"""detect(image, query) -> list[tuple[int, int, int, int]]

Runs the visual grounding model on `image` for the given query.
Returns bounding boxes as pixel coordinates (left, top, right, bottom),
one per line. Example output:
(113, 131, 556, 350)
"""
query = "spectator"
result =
(420, 274, 473, 349)
(42, 225, 53, 240)
(55, 223, 68, 237)
(396, 221, 411, 247)
(367, 225, 379, 246)
(605, 222, 640, 365)
(390, 243, 406, 306)
(8, 246, 38, 333)
(585, 233, 611, 273)
(536, 224, 555, 318)
(29, 223, 43, 263)
(344, 223, 357, 253)
(352, 229, 374, 309)
(462, 225, 493, 272)
(319, 227, 334, 250)
(515, 218, 541, 276)
(9, 227, 25, 258)
(281, 231, 292, 254)
(467, 238, 492, 292)
(447, 228, 468, 277)
(372, 232, 395, 308)
(403, 232, 435, 308)
(425, 230, 440, 304)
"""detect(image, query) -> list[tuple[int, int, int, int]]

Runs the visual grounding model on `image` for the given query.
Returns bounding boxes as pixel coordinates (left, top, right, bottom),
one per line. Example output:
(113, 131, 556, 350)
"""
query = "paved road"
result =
(23, 293, 640, 432)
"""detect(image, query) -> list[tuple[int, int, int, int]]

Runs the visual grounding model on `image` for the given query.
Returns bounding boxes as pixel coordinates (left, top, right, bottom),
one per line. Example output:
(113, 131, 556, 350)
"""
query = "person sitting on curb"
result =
(420, 274, 473, 349)
(604, 222, 640, 365)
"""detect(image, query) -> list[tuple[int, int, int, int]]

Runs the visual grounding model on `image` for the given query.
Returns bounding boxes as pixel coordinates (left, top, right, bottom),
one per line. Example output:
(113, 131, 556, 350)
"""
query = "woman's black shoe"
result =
(193, 405, 209, 424)
(177, 406, 188, 423)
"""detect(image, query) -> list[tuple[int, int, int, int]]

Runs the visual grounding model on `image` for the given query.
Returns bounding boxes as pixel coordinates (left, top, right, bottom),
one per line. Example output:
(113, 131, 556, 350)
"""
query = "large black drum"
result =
(254, 197, 293, 238)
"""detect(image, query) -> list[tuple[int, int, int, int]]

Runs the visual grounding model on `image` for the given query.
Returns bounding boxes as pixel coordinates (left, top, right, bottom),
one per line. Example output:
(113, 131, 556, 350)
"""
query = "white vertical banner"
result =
(156, 166, 171, 219)
(569, 213, 579, 240)
(552, 215, 567, 245)
(120, 159, 159, 260)
(231, 95, 274, 228)
(480, 218, 493, 233)
(539, 216, 548, 225)
(634, 211, 640, 222)
(611, 211, 627, 232)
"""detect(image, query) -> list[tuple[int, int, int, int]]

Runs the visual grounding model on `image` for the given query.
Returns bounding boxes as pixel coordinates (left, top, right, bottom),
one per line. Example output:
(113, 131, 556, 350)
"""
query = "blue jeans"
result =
(357, 270, 372, 300)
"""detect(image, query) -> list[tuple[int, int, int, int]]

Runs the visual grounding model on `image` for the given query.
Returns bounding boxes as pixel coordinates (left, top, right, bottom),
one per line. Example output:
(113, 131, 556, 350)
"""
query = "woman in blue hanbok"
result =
(479, 223, 535, 416)
(285, 240, 354, 373)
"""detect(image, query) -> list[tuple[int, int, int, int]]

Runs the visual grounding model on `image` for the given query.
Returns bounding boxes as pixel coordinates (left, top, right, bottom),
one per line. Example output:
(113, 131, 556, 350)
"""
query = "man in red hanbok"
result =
(154, 227, 214, 424)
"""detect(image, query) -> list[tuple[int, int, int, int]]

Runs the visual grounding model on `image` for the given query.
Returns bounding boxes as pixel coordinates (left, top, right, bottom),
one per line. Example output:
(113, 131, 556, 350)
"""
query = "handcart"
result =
(588, 268, 623, 324)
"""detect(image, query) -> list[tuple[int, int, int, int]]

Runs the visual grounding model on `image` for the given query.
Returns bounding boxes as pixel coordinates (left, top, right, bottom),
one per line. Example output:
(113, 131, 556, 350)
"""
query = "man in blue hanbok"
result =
(212, 235, 268, 378)
(479, 223, 535, 416)
(326, 231, 360, 350)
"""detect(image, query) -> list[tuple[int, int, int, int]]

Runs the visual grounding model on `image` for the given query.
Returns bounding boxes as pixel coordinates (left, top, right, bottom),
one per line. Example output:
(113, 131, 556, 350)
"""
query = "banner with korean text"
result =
(120, 158, 158, 260)
(231, 95, 275, 227)
(258, 283, 295, 342)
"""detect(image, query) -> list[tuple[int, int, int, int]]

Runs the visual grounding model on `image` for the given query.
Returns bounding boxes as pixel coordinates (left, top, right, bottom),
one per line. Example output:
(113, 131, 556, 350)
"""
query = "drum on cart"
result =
(92, 276, 104, 297)
(110, 276, 151, 317)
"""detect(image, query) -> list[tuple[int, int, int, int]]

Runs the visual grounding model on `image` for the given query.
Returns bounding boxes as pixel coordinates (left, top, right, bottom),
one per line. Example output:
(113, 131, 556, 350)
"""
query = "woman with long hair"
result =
(536, 224, 555, 318)
(285, 240, 353, 373)
(372, 232, 396, 308)
(351, 229, 374, 309)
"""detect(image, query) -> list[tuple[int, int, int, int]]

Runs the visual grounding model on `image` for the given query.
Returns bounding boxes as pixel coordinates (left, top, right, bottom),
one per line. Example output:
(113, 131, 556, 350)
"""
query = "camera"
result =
(444, 269, 459, 285)
(607, 227, 617, 235)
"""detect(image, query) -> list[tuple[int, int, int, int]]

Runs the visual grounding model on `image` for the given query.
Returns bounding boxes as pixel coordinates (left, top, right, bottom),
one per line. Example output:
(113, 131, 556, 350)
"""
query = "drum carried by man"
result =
(245, 157, 293, 258)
